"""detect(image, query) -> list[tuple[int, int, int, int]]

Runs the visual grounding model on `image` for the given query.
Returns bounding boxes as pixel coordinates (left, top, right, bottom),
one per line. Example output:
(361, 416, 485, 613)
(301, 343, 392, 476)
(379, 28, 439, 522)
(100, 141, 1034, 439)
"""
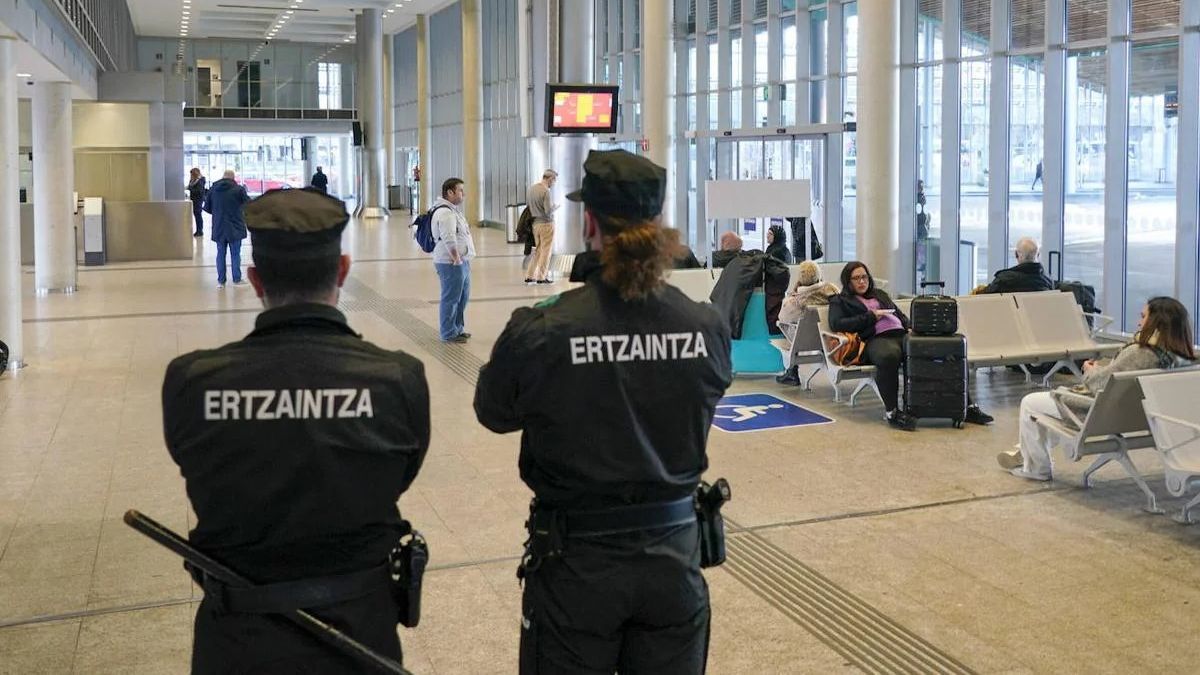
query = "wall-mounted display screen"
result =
(545, 84, 620, 134)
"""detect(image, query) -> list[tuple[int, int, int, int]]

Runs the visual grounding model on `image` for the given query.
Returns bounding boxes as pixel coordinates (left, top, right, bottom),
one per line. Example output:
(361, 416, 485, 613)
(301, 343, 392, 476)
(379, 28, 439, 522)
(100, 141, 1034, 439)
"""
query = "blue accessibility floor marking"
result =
(711, 393, 835, 433)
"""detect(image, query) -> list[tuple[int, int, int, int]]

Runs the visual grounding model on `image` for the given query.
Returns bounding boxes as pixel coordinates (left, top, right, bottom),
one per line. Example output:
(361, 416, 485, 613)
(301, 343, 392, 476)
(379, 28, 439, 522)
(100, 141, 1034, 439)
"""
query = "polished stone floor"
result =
(2, 220, 1199, 674)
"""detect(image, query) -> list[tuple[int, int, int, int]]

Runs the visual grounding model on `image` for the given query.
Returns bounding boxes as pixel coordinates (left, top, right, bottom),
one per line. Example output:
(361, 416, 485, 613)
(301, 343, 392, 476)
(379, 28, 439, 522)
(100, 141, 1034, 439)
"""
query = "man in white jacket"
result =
(431, 177, 476, 342)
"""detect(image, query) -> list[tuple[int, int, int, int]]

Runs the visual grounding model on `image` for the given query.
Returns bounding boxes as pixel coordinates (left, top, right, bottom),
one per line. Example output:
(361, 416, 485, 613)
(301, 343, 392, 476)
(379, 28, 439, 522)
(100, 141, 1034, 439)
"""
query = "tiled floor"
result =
(2, 222, 1199, 674)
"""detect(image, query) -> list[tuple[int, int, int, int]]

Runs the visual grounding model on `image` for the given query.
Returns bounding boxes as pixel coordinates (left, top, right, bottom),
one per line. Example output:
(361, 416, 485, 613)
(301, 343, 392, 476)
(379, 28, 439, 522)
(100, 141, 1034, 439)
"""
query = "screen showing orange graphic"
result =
(552, 91, 614, 129)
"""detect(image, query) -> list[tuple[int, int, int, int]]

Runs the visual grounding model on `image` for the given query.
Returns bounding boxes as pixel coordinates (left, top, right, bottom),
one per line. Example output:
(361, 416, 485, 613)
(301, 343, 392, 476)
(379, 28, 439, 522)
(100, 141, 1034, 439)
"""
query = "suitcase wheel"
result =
(953, 419, 964, 429)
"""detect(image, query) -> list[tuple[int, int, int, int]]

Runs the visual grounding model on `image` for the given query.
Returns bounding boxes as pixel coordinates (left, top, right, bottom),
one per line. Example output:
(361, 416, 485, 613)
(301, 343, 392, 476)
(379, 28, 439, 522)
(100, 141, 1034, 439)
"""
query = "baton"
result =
(123, 510, 412, 675)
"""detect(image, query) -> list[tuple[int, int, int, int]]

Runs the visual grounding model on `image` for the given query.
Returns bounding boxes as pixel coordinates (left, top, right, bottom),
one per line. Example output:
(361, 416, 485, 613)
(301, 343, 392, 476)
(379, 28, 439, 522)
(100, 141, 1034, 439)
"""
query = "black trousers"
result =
(520, 523, 710, 674)
(192, 199, 204, 234)
(191, 585, 402, 675)
(864, 331, 906, 411)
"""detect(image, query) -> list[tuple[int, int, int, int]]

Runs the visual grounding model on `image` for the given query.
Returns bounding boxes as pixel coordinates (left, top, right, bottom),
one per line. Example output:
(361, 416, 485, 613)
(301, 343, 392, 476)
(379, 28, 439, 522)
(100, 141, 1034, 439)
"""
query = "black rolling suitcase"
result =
(910, 281, 957, 335)
(905, 282, 968, 427)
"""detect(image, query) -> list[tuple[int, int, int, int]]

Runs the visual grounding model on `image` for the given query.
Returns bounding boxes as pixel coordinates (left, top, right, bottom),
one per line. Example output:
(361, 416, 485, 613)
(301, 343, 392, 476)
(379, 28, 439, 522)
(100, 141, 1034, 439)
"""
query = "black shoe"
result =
(536, 279, 553, 284)
(524, 278, 535, 284)
(887, 410, 917, 432)
(446, 335, 469, 344)
(459, 333, 471, 340)
(775, 366, 801, 386)
(965, 405, 994, 425)
(194, 232, 203, 237)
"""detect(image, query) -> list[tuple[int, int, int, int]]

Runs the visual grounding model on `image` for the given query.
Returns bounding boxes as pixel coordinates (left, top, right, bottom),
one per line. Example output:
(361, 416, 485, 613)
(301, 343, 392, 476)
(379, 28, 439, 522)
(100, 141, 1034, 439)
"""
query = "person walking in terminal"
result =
(765, 223, 793, 264)
(161, 188, 431, 674)
(202, 170, 251, 289)
(524, 169, 559, 284)
(982, 237, 1055, 294)
(1000, 297, 1196, 479)
(432, 177, 475, 342)
(187, 167, 207, 237)
(829, 262, 993, 431)
(475, 149, 733, 675)
(310, 165, 330, 194)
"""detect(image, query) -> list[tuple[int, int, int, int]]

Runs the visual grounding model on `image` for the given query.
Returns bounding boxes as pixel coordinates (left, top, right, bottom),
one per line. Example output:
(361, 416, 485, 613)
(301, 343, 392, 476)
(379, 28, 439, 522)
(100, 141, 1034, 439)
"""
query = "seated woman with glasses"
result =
(829, 261, 993, 431)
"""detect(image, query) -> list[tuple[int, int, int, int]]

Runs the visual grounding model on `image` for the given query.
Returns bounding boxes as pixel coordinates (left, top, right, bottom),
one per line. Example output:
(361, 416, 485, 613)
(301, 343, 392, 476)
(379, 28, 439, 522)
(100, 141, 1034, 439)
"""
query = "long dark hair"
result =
(839, 261, 877, 298)
(1137, 297, 1196, 360)
(595, 212, 683, 302)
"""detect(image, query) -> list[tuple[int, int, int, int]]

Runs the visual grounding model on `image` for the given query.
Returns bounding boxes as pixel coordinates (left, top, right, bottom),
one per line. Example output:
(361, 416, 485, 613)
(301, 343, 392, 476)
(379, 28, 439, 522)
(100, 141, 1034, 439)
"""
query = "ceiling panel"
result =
(127, 0, 457, 43)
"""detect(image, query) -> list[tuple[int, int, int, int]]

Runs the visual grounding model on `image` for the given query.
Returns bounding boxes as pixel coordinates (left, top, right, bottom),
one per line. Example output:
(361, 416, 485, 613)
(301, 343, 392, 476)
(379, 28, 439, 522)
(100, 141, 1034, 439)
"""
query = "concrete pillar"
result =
(338, 134, 352, 198)
(642, 0, 673, 221)
(416, 13, 432, 213)
(0, 39, 23, 369)
(856, 1, 900, 282)
(302, 135, 317, 186)
(461, 0, 485, 225)
(552, 0, 595, 254)
(32, 81, 76, 294)
(356, 9, 388, 218)
(383, 33, 397, 187)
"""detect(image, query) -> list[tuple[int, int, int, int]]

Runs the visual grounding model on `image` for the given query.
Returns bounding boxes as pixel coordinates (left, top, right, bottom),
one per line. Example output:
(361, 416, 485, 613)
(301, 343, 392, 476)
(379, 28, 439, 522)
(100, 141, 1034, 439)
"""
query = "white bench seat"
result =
(1140, 369, 1200, 523)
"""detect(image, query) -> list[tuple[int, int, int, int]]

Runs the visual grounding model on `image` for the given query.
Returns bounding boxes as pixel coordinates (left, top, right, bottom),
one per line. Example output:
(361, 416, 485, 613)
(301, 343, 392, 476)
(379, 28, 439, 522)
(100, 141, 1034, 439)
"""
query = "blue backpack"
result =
(413, 205, 450, 253)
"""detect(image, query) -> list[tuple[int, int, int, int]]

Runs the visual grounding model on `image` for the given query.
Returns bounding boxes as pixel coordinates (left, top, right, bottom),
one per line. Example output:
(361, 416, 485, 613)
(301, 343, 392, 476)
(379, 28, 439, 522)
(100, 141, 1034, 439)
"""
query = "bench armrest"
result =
(1049, 388, 1093, 429)
(1087, 313, 1115, 338)
(1145, 411, 1200, 453)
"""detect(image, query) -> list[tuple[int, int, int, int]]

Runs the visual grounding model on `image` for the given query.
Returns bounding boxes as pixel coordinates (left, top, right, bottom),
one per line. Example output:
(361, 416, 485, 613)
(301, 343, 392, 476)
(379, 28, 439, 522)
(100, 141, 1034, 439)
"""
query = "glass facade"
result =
(183, 132, 350, 198)
(598, 0, 1195, 335)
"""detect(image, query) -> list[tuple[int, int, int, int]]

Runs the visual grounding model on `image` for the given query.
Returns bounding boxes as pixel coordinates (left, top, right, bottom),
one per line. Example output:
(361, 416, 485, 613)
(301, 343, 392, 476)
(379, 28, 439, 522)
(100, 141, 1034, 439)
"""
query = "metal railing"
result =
(52, 0, 136, 72)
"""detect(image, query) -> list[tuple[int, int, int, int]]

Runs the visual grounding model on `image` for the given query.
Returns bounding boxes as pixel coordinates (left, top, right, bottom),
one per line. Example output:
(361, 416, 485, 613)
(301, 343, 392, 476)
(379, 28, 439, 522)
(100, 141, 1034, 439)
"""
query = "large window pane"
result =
(732, 30, 742, 128)
(1132, 1, 1180, 34)
(810, 8, 827, 76)
(962, 0, 990, 54)
(1063, 49, 1106, 294)
(1010, 0, 1045, 50)
(918, 0, 944, 64)
(755, 24, 769, 126)
(782, 17, 797, 126)
(917, 65, 943, 288)
(1067, 0, 1106, 43)
(844, 3, 858, 73)
(843, 75, 857, 258)
(1126, 40, 1178, 330)
(1009, 55, 1044, 251)
(961, 59, 991, 287)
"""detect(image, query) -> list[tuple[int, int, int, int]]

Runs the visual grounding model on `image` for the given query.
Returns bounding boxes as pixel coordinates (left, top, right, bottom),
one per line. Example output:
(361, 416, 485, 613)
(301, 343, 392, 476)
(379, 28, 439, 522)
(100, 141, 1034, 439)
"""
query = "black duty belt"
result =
(559, 497, 697, 537)
(193, 563, 389, 615)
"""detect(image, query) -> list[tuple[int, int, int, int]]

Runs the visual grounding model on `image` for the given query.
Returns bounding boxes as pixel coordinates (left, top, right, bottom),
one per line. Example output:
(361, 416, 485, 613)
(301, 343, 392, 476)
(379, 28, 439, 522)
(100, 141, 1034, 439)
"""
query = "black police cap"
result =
(244, 187, 349, 259)
(566, 149, 666, 220)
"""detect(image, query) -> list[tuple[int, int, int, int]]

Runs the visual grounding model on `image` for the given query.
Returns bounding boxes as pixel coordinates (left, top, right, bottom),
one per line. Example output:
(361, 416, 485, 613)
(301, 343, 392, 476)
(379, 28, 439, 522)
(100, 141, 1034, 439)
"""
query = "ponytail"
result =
(596, 214, 682, 302)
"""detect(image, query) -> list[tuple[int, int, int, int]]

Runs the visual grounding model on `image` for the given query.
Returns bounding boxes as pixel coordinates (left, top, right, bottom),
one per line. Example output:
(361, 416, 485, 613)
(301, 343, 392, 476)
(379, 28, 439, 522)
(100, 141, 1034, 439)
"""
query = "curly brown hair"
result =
(595, 213, 684, 302)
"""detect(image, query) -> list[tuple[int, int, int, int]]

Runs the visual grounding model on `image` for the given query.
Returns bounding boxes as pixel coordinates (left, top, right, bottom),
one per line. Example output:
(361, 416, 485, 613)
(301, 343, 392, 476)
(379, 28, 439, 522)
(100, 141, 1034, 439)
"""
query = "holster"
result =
(694, 479, 732, 568)
(388, 521, 429, 628)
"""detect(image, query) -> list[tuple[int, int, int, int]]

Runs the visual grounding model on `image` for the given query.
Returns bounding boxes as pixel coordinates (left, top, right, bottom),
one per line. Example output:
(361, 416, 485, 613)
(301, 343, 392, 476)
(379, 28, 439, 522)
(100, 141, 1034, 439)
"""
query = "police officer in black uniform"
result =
(475, 150, 733, 674)
(162, 188, 431, 674)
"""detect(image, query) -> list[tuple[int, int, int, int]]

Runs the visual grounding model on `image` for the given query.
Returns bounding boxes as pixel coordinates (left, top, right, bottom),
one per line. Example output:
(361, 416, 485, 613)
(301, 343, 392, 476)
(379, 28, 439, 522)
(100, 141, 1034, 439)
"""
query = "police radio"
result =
(695, 478, 731, 568)
(389, 522, 428, 628)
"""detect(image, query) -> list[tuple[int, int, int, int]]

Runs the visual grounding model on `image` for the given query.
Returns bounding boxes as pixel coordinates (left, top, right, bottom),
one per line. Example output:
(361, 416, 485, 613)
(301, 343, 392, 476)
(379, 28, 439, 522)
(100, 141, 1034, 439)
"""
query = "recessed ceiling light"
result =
(16, 73, 31, 77)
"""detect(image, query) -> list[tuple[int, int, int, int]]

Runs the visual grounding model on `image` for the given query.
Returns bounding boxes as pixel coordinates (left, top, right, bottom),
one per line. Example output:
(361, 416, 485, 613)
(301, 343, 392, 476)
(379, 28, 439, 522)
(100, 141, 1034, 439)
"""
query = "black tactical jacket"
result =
(475, 252, 733, 510)
(162, 303, 430, 581)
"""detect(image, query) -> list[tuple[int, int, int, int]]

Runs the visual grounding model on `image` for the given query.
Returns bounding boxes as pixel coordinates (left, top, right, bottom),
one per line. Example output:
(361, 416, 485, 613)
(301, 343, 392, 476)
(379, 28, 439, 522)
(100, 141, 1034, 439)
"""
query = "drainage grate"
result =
(342, 278, 485, 385)
(723, 522, 976, 675)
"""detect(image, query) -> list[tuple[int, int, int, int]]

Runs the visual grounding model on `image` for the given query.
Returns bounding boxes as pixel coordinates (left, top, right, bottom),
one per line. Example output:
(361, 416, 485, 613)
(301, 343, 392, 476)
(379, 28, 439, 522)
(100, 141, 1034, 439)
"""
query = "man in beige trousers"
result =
(524, 169, 559, 284)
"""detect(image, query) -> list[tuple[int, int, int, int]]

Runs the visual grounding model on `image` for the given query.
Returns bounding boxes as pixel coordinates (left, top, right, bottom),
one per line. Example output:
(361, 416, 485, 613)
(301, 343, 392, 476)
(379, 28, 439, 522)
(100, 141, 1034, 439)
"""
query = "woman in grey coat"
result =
(1001, 297, 1196, 480)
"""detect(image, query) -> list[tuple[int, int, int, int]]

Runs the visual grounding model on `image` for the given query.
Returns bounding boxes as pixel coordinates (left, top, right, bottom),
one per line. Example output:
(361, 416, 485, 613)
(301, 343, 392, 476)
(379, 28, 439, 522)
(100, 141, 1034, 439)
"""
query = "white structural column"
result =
(552, 0, 595, 254)
(416, 13, 432, 213)
(32, 81, 76, 294)
(383, 34, 397, 187)
(357, 8, 388, 218)
(338, 135, 352, 198)
(461, 0, 484, 226)
(0, 39, 23, 368)
(855, 1, 900, 283)
(642, 0, 673, 220)
(302, 136, 317, 185)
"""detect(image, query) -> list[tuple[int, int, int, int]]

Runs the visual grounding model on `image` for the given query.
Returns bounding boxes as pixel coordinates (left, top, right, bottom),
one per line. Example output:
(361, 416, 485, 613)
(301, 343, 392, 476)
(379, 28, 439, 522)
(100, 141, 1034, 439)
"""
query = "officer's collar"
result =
(250, 302, 359, 338)
(569, 250, 604, 283)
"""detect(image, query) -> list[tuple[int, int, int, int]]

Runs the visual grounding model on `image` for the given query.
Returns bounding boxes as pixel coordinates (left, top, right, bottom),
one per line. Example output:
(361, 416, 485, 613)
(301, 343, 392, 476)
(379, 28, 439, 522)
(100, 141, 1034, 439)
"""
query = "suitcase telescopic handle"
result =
(919, 280, 946, 296)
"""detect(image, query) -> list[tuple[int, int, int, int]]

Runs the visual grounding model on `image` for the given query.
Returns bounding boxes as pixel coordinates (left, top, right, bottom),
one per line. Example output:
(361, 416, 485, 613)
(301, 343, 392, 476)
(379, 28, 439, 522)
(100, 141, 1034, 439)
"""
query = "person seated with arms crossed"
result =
(829, 262, 993, 431)
(776, 261, 839, 386)
(999, 296, 1197, 479)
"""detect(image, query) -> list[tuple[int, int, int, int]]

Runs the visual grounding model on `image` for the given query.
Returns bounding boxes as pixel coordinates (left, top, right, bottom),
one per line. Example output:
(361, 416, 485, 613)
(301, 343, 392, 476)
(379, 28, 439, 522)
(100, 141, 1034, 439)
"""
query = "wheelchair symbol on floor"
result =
(710, 394, 834, 433)
(714, 403, 786, 423)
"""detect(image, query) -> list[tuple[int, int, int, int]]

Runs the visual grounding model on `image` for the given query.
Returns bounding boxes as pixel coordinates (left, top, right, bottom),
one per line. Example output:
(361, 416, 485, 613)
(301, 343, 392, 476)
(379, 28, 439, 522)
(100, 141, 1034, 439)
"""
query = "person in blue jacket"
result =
(203, 170, 251, 289)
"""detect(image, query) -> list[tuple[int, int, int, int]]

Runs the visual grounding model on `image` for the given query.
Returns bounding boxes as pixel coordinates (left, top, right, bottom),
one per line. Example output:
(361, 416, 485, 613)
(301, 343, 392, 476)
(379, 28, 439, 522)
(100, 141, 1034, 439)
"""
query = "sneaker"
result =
(446, 334, 469, 344)
(193, 232, 203, 238)
(524, 278, 536, 285)
(996, 450, 1024, 470)
(1010, 468, 1052, 482)
(459, 333, 471, 340)
(216, 283, 225, 289)
(887, 409, 918, 432)
(536, 279, 553, 284)
(965, 405, 994, 425)
(232, 280, 249, 287)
